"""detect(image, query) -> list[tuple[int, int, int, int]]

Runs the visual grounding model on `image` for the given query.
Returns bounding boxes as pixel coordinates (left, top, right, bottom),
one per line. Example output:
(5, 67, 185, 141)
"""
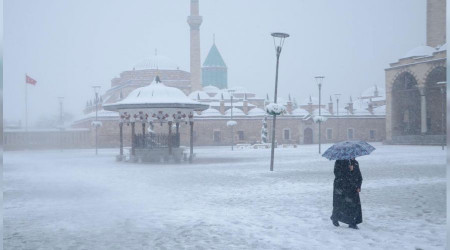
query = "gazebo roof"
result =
(104, 77, 208, 112)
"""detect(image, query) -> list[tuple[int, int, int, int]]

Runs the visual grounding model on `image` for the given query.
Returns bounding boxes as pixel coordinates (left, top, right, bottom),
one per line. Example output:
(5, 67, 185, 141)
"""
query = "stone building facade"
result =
(385, 0, 446, 145)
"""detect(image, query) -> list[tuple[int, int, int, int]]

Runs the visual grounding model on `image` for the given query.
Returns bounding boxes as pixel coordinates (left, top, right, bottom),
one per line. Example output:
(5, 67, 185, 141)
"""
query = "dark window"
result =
(370, 130, 376, 139)
(238, 131, 244, 140)
(327, 129, 333, 140)
(347, 129, 354, 140)
(213, 131, 221, 142)
(284, 129, 290, 140)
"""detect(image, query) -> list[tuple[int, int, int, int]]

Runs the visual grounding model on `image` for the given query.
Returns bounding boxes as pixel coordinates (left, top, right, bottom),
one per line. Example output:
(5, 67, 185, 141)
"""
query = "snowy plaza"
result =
(4, 143, 446, 249)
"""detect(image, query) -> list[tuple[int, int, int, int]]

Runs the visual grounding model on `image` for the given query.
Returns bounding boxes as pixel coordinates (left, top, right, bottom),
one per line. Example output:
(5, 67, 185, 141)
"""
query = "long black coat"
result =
(331, 159, 363, 225)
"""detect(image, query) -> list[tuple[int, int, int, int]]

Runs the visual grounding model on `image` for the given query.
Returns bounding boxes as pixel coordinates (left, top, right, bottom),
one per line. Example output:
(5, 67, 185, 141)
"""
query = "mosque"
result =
(4, 0, 445, 150)
(72, 0, 387, 148)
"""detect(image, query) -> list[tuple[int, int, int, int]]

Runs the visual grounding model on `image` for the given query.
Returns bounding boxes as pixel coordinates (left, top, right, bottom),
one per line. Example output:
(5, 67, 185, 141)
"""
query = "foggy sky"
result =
(4, 0, 425, 125)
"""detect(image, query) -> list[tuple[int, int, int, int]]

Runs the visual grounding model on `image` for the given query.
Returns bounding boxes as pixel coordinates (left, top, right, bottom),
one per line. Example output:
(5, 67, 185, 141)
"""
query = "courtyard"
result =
(4, 143, 446, 249)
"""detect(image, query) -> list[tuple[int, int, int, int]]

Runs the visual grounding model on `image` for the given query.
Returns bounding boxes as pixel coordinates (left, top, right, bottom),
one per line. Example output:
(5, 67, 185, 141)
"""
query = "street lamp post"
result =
(315, 76, 324, 154)
(334, 94, 341, 142)
(269, 32, 289, 171)
(437, 81, 446, 150)
(58, 97, 64, 152)
(92, 86, 101, 155)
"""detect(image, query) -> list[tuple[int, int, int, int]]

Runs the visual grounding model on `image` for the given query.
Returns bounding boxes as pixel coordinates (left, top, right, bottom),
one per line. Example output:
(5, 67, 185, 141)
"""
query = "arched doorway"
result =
(392, 72, 421, 136)
(304, 128, 313, 144)
(425, 66, 446, 135)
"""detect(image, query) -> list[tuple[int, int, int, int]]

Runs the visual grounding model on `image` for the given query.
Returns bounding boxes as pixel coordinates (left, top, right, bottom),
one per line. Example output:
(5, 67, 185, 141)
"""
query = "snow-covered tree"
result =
(261, 116, 268, 143)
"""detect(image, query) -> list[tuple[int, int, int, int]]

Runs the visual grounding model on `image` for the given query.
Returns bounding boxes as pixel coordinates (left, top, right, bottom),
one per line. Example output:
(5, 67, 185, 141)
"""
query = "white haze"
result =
(4, 0, 425, 125)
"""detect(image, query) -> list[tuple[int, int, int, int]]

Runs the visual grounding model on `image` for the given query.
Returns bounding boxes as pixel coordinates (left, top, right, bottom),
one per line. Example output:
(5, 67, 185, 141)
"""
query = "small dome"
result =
(247, 108, 266, 116)
(312, 108, 331, 116)
(292, 108, 309, 116)
(188, 90, 210, 100)
(213, 91, 232, 100)
(361, 85, 385, 99)
(228, 86, 248, 93)
(301, 96, 319, 105)
(134, 55, 179, 70)
(203, 85, 221, 94)
(403, 45, 436, 58)
(225, 107, 245, 116)
(200, 108, 223, 116)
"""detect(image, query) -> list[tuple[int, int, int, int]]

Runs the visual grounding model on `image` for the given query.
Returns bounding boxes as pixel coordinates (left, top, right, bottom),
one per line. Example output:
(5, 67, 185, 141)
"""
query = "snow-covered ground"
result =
(4, 143, 446, 249)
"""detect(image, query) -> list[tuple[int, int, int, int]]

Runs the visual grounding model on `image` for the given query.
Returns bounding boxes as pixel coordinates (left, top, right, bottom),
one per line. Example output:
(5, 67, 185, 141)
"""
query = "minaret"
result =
(187, 0, 203, 91)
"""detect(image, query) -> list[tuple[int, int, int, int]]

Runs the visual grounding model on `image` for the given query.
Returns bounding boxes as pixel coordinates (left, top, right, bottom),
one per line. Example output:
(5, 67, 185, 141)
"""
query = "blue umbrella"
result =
(322, 141, 376, 160)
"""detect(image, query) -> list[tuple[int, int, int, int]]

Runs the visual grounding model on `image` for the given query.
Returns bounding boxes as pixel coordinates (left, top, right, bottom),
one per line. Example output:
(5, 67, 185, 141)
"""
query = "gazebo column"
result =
(189, 120, 194, 163)
(176, 122, 180, 146)
(131, 122, 136, 156)
(419, 87, 427, 134)
(168, 121, 173, 155)
(119, 122, 123, 157)
(142, 122, 146, 147)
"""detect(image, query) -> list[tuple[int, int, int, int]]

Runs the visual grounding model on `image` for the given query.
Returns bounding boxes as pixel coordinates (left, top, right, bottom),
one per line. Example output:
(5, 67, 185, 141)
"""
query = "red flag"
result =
(26, 75, 37, 85)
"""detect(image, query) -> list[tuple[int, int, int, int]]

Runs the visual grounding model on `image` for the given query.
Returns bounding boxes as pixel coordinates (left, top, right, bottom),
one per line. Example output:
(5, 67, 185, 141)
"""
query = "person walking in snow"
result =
(330, 158, 363, 229)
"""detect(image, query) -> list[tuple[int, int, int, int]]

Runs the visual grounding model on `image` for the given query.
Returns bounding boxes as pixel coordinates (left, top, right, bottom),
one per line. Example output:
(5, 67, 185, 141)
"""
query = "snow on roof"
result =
(202, 85, 221, 94)
(292, 108, 310, 116)
(134, 54, 180, 70)
(373, 105, 386, 115)
(200, 108, 223, 116)
(75, 109, 119, 121)
(188, 90, 210, 100)
(301, 96, 319, 105)
(402, 45, 436, 59)
(361, 85, 385, 99)
(247, 108, 266, 116)
(213, 91, 232, 100)
(312, 108, 331, 116)
(207, 101, 255, 107)
(228, 86, 247, 93)
(114, 78, 199, 105)
(437, 43, 447, 52)
(225, 107, 246, 116)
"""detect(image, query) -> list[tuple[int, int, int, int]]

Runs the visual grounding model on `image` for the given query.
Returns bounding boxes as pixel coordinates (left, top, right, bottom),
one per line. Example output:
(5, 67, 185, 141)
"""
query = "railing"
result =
(134, 133, 180, 149)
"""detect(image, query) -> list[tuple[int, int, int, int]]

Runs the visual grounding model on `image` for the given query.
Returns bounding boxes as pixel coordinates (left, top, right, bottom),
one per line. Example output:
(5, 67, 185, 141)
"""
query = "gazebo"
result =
(103, 76, 208, 163)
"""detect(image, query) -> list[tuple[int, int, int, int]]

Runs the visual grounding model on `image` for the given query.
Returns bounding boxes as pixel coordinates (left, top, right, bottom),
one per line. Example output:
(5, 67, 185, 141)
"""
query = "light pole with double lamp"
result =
(269, 32, 289, 171)
(315, 76, 324, 154)
(334, 94, 341, 141)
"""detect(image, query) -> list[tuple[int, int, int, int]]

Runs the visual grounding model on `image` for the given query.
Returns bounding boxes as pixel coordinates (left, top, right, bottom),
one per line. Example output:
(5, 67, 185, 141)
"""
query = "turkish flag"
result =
(26, 75, 37, 85)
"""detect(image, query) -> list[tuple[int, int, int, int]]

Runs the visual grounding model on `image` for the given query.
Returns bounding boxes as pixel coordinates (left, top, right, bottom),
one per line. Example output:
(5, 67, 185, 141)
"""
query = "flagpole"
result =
(25, 74, 28, 149)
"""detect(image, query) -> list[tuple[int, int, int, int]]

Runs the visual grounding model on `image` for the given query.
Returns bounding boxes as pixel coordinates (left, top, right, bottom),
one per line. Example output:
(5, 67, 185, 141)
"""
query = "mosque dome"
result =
(225, 107, 245, 116)
(134, 54, 180, 70)
(247, 108, 266, 116)
(403, 45, 436, 58)
(361, 85, 385, 99)
(312, 108, 331, 116)
(292, 108, 309, 116)
(200, 108, 223, 116)
(301, 96, 319, 105)
(203, 85, 221, 94)
(213, 90, 232, 100)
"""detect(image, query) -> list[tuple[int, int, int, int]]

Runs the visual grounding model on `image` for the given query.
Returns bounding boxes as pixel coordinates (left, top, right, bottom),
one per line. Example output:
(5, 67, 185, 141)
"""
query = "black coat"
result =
(331, 159, 363, 225)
